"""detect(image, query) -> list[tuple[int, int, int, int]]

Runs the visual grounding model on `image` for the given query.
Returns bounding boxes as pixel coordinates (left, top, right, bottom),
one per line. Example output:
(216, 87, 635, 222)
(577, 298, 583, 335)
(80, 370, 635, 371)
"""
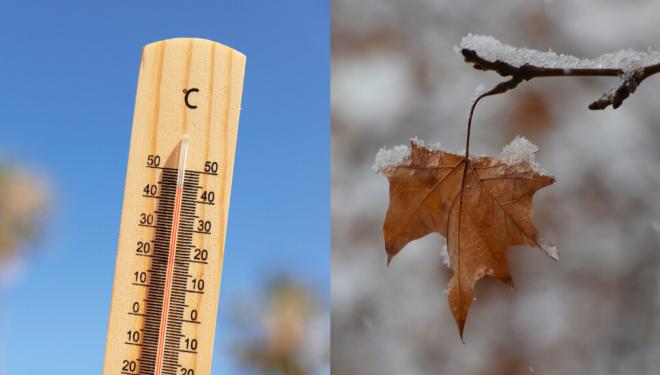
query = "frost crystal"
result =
(440, 244, 451, 268)
(373, 144, 409, 172)
(498, 136, 549, 176)
(410, 136, 443, 151)
(539, 238, 559, 261)
(467, 84, 487, 120)
(458, 34, 660, 72)
(499, 136, 538, 165)
(373, 138, 444, 172)
(473, 83, 487, 100)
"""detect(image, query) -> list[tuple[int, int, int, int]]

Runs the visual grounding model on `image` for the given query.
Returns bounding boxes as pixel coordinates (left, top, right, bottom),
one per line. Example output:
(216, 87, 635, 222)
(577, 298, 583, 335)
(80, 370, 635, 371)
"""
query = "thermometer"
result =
(102, 38, 245, 375)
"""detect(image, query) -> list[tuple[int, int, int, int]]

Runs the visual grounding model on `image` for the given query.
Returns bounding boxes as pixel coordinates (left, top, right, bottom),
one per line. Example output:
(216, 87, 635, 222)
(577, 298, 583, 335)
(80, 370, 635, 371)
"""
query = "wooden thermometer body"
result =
(103, 38, 245, 375)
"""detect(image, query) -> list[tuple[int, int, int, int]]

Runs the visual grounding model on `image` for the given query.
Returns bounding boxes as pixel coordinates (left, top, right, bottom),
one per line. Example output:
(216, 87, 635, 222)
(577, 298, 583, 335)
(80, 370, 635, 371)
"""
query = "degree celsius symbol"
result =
(183, 88, 199, 109)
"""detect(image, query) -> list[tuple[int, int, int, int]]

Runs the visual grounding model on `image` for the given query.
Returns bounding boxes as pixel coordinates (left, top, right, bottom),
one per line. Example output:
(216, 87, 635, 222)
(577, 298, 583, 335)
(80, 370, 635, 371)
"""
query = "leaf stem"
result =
(465, 93, 484, 159)
(465, 76, 521, 159)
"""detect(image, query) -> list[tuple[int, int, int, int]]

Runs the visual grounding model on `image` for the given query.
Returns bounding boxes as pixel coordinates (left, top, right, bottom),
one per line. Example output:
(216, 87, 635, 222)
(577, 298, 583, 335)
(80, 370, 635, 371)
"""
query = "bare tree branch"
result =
(460, 48, 660, 110)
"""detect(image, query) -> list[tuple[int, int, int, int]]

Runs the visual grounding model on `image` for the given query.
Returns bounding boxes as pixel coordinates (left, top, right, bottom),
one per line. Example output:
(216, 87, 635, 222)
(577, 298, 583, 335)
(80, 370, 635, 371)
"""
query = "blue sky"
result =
(0, 1, 328, 373)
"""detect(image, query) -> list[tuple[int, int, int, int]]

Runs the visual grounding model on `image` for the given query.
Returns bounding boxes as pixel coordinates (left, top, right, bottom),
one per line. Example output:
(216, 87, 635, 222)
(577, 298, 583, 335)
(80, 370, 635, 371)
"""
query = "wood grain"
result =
(102, 38, 245, 375)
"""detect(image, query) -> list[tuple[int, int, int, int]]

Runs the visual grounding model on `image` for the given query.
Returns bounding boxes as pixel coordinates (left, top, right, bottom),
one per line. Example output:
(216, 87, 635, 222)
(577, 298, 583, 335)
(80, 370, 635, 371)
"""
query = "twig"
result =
(461, 48, 660, 110)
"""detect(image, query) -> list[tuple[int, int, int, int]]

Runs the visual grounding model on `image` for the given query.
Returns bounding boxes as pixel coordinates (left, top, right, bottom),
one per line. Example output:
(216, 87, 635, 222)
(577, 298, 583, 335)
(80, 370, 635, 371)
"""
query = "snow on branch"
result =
(457, 34, 660, 110)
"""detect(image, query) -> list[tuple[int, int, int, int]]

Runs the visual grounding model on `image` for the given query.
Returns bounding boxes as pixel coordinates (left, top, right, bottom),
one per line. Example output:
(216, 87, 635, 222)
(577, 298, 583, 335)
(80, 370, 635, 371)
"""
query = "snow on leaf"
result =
(498, 135, 549, 176)
(380, 138, 556, 338)
(373, 144, 409, 172)
(373, 138, 444, 173)
(440, 243, 450, 268)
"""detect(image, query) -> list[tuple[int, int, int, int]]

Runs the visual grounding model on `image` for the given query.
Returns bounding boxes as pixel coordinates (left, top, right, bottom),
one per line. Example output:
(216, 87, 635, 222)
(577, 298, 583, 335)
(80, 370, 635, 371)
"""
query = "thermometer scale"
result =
(103, 38, 245, 375)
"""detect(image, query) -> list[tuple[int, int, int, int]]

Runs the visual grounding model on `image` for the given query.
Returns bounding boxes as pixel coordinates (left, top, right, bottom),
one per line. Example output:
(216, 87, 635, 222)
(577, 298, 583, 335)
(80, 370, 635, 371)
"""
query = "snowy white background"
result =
(331, 1, 660, 374)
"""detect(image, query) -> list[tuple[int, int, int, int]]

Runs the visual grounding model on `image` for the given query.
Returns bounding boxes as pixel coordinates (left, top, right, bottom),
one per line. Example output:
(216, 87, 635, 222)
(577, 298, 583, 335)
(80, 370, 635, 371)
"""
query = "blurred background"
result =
(0, 1, 329, 374)
(332, 1, 660, 374)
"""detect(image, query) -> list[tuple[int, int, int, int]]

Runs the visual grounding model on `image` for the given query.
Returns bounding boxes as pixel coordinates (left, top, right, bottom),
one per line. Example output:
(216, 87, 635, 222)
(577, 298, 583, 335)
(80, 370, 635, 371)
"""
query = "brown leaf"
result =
(379, 138, 556, 338)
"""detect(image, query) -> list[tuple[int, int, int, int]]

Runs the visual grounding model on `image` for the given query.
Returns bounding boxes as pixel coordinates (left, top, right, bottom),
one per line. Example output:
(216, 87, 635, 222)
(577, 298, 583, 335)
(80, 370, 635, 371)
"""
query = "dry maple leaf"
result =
(377, 136, 557, 338)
